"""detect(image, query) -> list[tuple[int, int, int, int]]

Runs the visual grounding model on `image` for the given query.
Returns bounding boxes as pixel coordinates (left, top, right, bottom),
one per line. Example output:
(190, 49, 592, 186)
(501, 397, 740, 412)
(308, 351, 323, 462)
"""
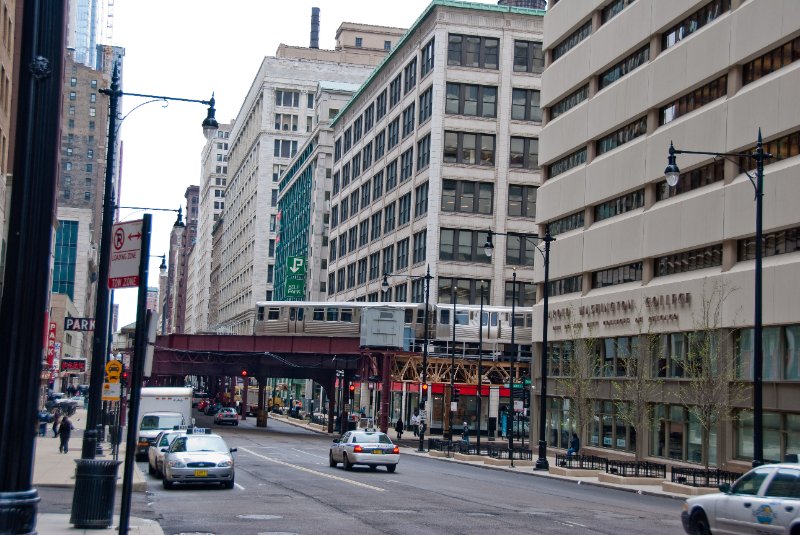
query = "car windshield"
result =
(140, 415, 184, 431)
(170, 436, 228, 453)
(352, 433, 392, 444)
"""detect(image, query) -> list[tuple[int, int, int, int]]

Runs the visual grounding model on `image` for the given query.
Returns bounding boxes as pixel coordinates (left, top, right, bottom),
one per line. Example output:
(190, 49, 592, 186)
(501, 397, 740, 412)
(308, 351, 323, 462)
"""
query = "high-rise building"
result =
(0, 0, 18, 301)
(324, 1, 544, 314)
(536, 0, 800, 468)
(67, 0, 115, 69)
(185, 124, 231, 333)
(165, 185, 199, 334)
(213, 22, 405, 334)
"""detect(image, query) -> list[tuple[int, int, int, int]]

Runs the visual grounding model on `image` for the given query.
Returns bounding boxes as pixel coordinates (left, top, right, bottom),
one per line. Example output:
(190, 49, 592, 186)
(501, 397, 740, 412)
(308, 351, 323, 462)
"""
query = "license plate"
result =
(372, 449, 383, 454)
(194, 469, 208, 477)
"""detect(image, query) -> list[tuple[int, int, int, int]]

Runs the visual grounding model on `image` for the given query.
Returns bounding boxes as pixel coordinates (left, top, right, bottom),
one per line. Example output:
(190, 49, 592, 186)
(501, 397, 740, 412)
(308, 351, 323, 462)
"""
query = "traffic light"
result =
(121, 368, 129, 388)
(349, 384, 355, 394)
(241, 369, 248, 377)
(523, 387, 530, 405)
(421, 383, 428, 394)
(453, 388, 460, 403)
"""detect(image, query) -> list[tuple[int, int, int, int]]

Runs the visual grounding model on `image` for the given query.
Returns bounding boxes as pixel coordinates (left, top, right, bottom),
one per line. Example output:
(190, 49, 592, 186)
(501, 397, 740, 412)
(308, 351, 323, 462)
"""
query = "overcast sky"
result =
(111, 0, 500, 328)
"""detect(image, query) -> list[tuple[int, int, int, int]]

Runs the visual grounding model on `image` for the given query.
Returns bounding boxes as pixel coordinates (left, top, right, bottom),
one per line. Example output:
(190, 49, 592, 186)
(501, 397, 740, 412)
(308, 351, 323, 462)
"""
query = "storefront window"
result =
(737, 410, 788, 462)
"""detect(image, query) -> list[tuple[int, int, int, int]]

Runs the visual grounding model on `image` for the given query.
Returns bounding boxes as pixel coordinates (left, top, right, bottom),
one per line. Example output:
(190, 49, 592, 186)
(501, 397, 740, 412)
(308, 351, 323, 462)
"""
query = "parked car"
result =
(147, 429, 187, 478)
(162, 431, 236, 489)
(329, 430, 399, 472)
(681, 463, 800, 535)
(204, 403, 221, 416)
(214, 407, 239, 426)
(197, 399, 209, 412)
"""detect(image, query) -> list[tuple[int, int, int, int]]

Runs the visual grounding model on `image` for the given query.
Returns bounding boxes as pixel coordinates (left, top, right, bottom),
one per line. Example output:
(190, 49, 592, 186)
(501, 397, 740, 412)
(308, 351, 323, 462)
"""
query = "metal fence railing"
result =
(309, 413, 328, 427)
(606, 460, 667, 479)
(486, 443, 533, 460)
(670, 467, 742, 488)
(554, 454, 609, 471)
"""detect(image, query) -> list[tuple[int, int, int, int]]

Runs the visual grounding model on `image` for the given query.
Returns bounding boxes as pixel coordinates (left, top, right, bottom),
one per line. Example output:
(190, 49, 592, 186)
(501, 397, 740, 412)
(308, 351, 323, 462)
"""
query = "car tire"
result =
(234, 421, 238, 426)
(223, 478, 234, 490)
(343, 454, 352, 471)
(162, 478, 173, 490)
(329, 453, 337, 467)
(386, 464, 397, 473)
(369, 465, 377, 471)
(148, 462, 155, 475)
(690, 510, 711, 535)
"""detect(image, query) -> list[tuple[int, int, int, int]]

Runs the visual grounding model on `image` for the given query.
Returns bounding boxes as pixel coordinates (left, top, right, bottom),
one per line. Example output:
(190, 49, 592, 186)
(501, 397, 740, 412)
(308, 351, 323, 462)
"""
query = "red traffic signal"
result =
(349, 384, 356, 393)
(241, 369, 248, 377)
(421, 383, 428, 392)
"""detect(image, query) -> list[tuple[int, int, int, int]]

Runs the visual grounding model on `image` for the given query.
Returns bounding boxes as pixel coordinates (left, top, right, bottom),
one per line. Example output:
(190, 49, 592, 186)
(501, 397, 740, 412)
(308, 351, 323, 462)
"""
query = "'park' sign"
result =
(64, 317, 96, 331)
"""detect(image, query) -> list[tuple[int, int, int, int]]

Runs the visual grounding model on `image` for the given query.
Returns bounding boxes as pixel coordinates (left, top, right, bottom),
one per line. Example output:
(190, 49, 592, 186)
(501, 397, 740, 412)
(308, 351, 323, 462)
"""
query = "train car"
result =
(254, 301, 428, 341)
(432, 304, 533, 359)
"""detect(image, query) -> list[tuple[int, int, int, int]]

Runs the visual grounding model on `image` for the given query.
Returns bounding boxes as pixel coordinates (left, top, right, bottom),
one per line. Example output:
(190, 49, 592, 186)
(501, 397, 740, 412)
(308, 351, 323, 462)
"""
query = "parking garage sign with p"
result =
(286, 256, 306, 298)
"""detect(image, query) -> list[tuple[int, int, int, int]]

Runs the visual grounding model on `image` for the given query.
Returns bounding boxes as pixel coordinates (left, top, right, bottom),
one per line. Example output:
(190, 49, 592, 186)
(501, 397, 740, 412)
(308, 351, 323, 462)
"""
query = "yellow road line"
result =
(238, 447, 385, 492)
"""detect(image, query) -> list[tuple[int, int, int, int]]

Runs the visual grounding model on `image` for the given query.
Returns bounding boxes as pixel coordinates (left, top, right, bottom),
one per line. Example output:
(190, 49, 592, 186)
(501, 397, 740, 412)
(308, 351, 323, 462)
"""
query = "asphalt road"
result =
(137, 412, 685, 535)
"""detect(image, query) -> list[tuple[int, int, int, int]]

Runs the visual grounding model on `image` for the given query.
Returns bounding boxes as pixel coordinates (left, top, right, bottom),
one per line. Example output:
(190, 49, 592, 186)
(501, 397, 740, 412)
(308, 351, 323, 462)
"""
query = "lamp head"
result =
(665, 142, 681, 187)
(174, 206, 185, 228)
(159, 255, 167, 274)
(202, 93, 219, 141)
(483, 232, 494, 258)
(381, 273, 389, 290)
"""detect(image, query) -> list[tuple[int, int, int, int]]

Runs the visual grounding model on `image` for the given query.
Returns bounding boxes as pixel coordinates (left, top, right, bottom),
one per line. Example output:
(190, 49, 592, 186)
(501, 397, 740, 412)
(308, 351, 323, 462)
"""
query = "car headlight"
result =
(217, 459, 233, 468)
(168, 459, 186, 468)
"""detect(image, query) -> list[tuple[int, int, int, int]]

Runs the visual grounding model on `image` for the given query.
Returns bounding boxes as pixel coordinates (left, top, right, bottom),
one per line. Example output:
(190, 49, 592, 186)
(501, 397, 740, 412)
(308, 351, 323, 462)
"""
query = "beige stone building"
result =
(536, 0, 800, 470)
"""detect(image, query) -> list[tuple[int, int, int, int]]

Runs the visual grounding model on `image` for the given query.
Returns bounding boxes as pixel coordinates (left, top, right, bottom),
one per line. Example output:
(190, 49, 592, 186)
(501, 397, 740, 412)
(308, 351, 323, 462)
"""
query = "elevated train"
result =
(254, 301, 533, 360)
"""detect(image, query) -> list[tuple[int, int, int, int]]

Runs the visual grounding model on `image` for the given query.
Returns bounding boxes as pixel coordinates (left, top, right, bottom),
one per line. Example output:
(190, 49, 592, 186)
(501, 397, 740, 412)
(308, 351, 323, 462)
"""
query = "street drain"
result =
(237, 514, 283, 520)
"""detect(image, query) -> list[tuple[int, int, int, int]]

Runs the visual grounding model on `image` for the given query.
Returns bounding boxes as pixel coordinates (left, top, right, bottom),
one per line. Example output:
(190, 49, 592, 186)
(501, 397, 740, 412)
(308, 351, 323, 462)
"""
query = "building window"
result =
(590, 400, 636, 452)
(84, 191, 91, 201)
(386, 159, 398, 190)
(651, 403, 716, 464)
(656, 159, 724, 201)
(445, 83, 497, 118)
(414, 182, 428, 217)
(400, 147, 414, 182)
(388, 118, 400, 149)
(655, 244, 723, 277)
(738, 226, 800, 262)
(70, 77, 77, 86)
(384, 41, 391, 51)
(660, 75, 727, 125)
(372, 171, 383, 200)
(371, 213, 382, 241)
(592, 262, 643, 288)
(269, 239, 275, 257)
(329, 239, 337, 261)
(509, 137, 539, 169)
(662, 0, 730, 51)
(331, 206, 338, 229)
(736, 325, 800, 382)
(601, 0, 636, 25)
(337, 268, 345, 292)
(274, 139, 298, 158)
(374, 130, 385, 160)
(442, 180, 493, 214)
(352, 154, 361, 179)
(274, 113, 298, 131)
(389, 75, 402, 108)
(397, 238, 410, 270)
(342, 163, 351, 187)
(548, 147, 587, 178)
(369, 252, 381, 280)
(363, 142, 373, 171)
(398, 192, 411, 225)
(513, 40, 544, 74)
(743, 36, 800, 85)
(549, 275, 582, 297)
(355, 37, 363, 48)
(69, 91, 76, 101)
(361, 183, 371, 208)
(334, 138, 342, 162)
(275, 90, 300, 107)
(594, 189, 644, 221)
(439, 229, 491, 263)
(735, 410, 798, 462)
(506, 234, 536, 267)
(333, 171, 340, 195)
(376, 89, 387, 119)
(552, 20, 592, 61)
(364, 104, 374, 133)
(358, 258, 367, 284)
(353, 117, 363, 143)
(328, 273, 336, 293)
(347, 263, 356, 289)
(359, 220, 369, 247)
(394, 283, 408, 302)
(447, 34, 499, 69)
(339, 235, 347, 257)
(443, 131, 495, 166)
(384, 202, 396, 233)
(419, 87, 433, 124)
(511, 88, 542, 122)
(402, 103, 415, 138)
(404, 58, 417, 94)
(550, 85, 589, 120)
(416, 135, 430, 171)
(596, 116, 647, 155)
(340, 198, 349, 221)
(508, 185, 536, 218)
(504, 280, 536, 307)
(413, 230, 427, 264)
(421, 38, 435, 77)
(382, 245, 394, 275)
(599, 45, 650, 90)
(437, 278, 491, 305)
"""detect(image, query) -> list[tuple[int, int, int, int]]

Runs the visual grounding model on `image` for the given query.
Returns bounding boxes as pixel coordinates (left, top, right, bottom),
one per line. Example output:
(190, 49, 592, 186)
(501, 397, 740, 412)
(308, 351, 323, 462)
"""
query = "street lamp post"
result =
(484, 229, 555, 470)
(477, 281, 485, 455)
(510, 269, 517, 467)
(383, 265, 433, 452)
(449, 294, 457, 441)
(665, 130, 770, 467)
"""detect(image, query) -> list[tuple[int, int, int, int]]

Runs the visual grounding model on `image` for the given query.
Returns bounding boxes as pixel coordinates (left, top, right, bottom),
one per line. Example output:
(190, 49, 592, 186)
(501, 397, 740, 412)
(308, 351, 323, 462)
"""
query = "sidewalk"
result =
(33, 408, 163, 535)
(271, 413, 692, 501)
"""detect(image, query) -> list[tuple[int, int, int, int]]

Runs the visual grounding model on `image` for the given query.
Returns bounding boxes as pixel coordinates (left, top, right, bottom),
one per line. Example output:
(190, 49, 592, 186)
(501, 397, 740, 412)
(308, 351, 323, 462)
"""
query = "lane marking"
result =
(234, 482, 245, 490)
(238, 447, 385, 492)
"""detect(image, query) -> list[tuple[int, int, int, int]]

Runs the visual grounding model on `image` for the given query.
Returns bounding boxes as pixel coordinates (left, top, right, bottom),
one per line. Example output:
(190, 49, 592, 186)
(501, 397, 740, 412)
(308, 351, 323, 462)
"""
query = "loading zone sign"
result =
(109, 220, 143, 289)
(286, 256, 306, 298)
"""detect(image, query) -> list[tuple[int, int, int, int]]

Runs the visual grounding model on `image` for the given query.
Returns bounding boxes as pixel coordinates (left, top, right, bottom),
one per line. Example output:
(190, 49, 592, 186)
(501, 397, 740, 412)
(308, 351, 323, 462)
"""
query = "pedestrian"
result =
(411, 412, 420, 437)
(58, 416, 74, 454)
(462, 420, 470, 444)
(394, 417, 404, 440)
(567, 432, 580, 458)
(52, 410, 61, 438)
(37, 410, 49, 437)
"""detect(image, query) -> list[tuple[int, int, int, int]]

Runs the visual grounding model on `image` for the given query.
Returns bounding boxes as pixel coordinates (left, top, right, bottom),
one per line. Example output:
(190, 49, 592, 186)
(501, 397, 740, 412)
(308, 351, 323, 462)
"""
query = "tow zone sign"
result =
(109, 220, 143, 289)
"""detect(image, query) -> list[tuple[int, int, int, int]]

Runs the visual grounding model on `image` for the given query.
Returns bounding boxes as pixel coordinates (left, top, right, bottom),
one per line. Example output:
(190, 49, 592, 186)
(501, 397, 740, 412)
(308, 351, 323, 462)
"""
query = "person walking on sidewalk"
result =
(462, 421, 470, 445)
(394, 417, 404, 440)
(411, 412, 420, 437)
(51, 409, 61, 438)
(57, 416, 74, 453)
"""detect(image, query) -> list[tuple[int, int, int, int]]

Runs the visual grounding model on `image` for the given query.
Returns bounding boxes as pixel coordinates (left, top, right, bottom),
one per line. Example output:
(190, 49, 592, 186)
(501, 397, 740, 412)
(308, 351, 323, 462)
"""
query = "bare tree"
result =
(675, 281, 748, 469)
(611, 311, 663, 461)
(555, 320, 602, 447)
